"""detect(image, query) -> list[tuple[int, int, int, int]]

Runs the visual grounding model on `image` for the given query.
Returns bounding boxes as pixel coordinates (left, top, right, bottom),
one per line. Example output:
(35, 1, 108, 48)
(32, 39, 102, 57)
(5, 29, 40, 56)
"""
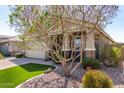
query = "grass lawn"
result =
(0, 63, 55, 88)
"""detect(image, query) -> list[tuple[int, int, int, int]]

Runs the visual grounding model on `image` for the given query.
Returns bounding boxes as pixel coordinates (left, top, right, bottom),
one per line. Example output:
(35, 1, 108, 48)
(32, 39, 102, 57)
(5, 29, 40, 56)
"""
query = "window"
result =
(74, 37, 81, 50)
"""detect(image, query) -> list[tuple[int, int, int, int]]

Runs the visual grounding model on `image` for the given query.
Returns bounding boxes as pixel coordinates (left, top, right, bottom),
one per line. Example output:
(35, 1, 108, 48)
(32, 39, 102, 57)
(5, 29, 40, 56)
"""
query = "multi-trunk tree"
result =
(9, 5, 118, 77)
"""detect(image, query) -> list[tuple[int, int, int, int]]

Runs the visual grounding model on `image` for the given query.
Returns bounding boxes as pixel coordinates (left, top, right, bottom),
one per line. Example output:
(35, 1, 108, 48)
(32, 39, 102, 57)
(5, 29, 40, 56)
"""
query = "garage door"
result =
(25, 50, 45, 59)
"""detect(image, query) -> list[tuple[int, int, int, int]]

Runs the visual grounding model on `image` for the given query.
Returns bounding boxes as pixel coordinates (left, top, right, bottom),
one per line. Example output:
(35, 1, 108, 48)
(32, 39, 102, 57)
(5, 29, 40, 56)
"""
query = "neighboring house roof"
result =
(0, 35, 12, 38)
(0, 36, 22, 43)
(0, 35, 12, 40)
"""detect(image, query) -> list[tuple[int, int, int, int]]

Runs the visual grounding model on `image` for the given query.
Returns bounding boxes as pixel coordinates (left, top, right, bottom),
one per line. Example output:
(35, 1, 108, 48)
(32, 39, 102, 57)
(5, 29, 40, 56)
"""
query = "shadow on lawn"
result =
(9, 58, 55, 72)
(19, 63, 55, 72)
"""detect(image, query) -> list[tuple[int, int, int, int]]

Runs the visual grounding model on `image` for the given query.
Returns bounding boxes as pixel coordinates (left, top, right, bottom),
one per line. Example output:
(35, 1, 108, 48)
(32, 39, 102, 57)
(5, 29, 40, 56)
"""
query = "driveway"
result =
(0, 57, 56, 70)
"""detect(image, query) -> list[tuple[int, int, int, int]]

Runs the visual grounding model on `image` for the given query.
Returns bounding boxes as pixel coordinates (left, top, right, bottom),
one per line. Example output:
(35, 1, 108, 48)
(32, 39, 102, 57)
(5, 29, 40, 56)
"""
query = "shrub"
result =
(102, 46, 121, 67)
(15, 53, 24, 58)
(82, 70, 113, 88)
(0, 50, 5, 57)
(0, 52, 4, 60)
(82, 58, 100, 69)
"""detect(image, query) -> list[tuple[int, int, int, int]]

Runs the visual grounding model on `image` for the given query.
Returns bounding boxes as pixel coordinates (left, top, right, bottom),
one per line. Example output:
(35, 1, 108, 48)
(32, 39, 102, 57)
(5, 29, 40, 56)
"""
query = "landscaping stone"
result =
(20, 63, 124, 88)
(20, 71, 82, 88)
(44, 68, 52, 74)
(101, 65, 124, 88)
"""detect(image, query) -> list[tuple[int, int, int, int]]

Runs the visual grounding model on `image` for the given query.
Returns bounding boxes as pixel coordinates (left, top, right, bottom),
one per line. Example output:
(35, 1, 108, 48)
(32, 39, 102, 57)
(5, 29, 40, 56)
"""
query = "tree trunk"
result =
(62, 62, 71, 77)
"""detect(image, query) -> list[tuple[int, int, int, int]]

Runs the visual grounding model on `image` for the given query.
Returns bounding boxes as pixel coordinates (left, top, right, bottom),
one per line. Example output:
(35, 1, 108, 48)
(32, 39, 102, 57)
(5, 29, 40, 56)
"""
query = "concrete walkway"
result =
(0, 57, 56, 70)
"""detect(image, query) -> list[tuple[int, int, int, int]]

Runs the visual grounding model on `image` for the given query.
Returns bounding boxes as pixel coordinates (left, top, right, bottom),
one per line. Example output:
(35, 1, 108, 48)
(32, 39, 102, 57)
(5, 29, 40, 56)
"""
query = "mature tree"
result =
(9, 5, 118, 77)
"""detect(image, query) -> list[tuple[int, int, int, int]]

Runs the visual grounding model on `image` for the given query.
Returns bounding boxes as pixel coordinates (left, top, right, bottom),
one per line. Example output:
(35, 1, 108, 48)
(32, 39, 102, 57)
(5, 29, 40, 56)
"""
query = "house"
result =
(0, 36, 22, 56)
(0, 26, 115, 60)
(25, 24, 115, 60)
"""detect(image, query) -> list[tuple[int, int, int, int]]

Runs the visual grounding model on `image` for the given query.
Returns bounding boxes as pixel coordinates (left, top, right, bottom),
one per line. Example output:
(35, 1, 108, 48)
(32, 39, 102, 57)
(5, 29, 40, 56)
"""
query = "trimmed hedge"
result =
(15, 53, 24, 58)
(82, 58, 100, 69)
(82, 70, 113, 88)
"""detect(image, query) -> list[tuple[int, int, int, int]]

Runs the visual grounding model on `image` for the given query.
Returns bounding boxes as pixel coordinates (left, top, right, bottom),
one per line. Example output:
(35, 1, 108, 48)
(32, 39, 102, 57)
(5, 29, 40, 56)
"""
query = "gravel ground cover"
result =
(20, 63, 124, 88)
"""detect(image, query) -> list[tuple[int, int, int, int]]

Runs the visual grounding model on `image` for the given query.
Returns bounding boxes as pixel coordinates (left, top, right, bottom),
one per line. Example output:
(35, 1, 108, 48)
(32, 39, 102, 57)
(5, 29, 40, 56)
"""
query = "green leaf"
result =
(44, 11, 48, 17)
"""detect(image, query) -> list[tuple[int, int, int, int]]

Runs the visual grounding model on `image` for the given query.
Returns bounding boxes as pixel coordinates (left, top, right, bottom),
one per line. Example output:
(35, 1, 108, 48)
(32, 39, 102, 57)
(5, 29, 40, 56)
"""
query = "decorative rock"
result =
(20, 63, 124, 88)
(44, 68, 52, 74)
(121, 70, 124, 83)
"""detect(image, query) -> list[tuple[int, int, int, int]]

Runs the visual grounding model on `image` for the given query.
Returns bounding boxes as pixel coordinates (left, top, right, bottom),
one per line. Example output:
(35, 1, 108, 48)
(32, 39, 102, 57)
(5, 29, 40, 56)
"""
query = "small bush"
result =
(0, 50, 5, 57)
(104, 57, 117, 67)
(82, 70, 113, 88)
(16, 53, 24, 58)
(102, 46, 121, 67)
(82, 58, 100, 69)
(0, 52, 4, 60)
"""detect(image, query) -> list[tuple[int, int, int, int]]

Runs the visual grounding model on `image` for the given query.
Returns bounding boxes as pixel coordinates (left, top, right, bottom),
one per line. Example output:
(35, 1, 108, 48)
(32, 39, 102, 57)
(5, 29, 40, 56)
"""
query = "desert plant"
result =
(0, 52, 4, 60)
(82, 70, 113, 88)
(102, 46, 121, 67)
(82, 58, 100, 69)
(15, 53, 24, 58)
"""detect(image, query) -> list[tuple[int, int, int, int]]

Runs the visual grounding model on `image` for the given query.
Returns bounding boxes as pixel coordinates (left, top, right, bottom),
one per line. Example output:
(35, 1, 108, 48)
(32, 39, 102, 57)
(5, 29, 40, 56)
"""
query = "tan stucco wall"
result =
(96, 32, 113, 60)
(62, 30, 95, 51)
(25, 50, 45, 59)
(85, 31, 95, 50)
(25, 41, 48, 59)
(26, 41, 48, 51)
(62, 33, 70, 50)
(8, 42, 22, 52)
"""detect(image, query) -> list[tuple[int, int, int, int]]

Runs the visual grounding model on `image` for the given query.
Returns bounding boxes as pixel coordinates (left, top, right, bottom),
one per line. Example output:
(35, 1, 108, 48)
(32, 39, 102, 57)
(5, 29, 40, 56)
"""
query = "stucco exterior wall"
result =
(96, 32, 113, 60)
(8, 42, 22, 52)
(25, 50, 45, 59)
(25, 41, 48, 59)
(62, 31, 95, 51)
(85, 31, 95, 50)
(24, 29, 113, 60)
(85, 31, 96, 58)
(62, 33, 70, 50)
(62, 30, 96, 59)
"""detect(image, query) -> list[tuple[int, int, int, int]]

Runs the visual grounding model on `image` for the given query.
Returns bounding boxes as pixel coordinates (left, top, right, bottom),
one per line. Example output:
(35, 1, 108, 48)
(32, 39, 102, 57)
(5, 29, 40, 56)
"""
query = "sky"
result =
(0, 5, 124, 43)
(105, 5, 124, 43)
(0, 6, 17, 36)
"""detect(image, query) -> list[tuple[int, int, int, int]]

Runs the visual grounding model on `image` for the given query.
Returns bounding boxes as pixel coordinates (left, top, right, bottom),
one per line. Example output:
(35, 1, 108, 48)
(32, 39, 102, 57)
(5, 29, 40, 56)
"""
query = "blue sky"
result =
(0, 5, 124, 43)
(105, 5, 124, 43)
(0, 6, 16, 36)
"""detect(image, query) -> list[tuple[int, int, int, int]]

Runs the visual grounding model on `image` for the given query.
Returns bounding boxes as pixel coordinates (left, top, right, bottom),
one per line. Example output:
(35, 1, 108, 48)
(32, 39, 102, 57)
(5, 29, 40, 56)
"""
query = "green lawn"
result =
(0, 63, 55, 88)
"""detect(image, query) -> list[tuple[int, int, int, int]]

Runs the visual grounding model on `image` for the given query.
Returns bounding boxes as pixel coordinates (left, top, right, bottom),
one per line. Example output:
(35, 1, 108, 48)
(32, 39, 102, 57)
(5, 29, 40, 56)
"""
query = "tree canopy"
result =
(9, 5, 119, 76)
